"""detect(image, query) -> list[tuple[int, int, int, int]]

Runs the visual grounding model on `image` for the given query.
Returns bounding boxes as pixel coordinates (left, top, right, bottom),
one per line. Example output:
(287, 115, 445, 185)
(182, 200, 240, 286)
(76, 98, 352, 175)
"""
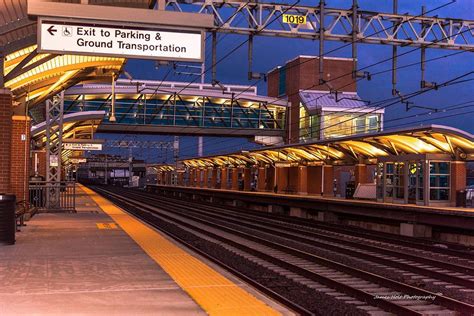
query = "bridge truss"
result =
(159, 0, 474, 51)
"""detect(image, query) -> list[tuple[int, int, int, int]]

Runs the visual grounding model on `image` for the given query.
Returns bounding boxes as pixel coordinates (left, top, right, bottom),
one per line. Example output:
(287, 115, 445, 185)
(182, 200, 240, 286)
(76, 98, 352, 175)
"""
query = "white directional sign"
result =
(69, 158, 87, 164)
(64, 143, 103, 151)
(38, 19, 204, 62)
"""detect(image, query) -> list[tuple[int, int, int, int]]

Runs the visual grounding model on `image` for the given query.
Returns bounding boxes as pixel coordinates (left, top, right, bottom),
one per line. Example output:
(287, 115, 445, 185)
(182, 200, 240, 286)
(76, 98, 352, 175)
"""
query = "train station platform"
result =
(0, 185, 287, 315)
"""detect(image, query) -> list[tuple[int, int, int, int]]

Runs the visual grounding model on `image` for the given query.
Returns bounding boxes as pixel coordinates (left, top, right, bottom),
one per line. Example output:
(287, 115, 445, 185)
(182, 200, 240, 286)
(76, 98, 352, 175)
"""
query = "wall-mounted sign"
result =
(38, 18, 204, 62)
(64, 143, 103, 151)
(50, 155, 59, 167)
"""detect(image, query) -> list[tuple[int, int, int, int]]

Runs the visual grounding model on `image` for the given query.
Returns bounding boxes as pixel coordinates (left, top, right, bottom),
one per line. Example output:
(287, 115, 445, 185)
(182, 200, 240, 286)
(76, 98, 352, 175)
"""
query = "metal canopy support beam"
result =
(211, 32, 217, 84)
(45, 91, 65, 210)
(351, 0, 358, 77)
(3, 49, 38, 83)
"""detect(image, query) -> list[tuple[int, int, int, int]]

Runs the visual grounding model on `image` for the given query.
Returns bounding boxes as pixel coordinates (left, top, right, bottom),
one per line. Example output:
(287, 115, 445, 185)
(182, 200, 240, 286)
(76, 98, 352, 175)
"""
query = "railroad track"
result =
(92, 186, 474, 316)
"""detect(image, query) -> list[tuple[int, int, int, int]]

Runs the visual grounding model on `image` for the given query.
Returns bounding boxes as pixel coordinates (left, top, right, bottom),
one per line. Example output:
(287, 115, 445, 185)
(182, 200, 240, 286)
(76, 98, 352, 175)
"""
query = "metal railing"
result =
(29, 181, 76, 212)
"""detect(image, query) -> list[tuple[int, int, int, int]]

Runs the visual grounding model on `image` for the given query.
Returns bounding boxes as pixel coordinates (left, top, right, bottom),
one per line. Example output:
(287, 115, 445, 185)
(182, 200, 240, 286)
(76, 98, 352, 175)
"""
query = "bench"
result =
(15, 200, 37, 232)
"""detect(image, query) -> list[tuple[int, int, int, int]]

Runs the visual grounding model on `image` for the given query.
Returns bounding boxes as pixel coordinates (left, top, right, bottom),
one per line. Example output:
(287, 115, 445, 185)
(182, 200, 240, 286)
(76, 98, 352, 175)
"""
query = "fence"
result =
(29, 181, 76, 212)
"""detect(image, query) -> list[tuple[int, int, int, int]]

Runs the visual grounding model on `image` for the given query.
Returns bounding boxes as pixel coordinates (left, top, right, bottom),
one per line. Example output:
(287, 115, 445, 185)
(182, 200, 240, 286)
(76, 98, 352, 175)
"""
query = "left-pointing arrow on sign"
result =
(47, 25, 57, 36)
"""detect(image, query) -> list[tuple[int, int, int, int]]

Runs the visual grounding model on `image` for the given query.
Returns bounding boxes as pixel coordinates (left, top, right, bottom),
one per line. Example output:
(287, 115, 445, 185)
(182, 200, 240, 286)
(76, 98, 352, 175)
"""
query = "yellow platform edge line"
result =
(79, 184, 281, 316)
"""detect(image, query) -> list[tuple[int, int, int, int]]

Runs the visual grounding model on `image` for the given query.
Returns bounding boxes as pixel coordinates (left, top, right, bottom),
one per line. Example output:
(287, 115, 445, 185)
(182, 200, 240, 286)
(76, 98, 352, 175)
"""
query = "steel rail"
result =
(92, 186, 474, 315)
(146, 191, 474, 270)
(124, 189, 474, 286)
(149, 185, 474, 258)
(96, 188, 315, 316)
(94, 187, 424, 315)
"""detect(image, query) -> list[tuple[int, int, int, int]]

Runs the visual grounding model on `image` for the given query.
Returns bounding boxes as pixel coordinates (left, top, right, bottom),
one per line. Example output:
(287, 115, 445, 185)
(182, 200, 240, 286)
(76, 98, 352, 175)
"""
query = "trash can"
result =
(456, 190, 467, 207)
(0, 194, 16, 245)
(345, 181, 356, 199)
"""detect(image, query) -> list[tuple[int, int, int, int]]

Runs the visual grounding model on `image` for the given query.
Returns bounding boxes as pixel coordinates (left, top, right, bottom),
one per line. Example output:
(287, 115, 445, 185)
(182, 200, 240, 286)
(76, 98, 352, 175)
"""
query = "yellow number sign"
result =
(283, 14, 307, 25)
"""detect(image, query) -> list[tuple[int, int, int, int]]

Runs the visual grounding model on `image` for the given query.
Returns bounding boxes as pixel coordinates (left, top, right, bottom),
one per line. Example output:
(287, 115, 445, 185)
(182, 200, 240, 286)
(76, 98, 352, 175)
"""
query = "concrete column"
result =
(354, 164, 368, 187)
(265, 166, 275, 192)
(0, 89, 12, 194)
(297, 166, 308, 195)
(186, 169, 192, 186)
(307, 165, 323, 195)
(276, 166, 288, 193)
(323, 165, 334, 197)
(202, 168, 208, 188)
(243, 168, 251, 191)
(191, 169, 197, 187)
(288, 166, 298, 193)
(10, 116, 31, 203)
(257, 167, 266, 191)
(210, 168, 217, 188)
(221, 167, 228, 189)
(166, 171, 172, 185)
(451, 161, 467, 206)
(231, 168, 239, 190)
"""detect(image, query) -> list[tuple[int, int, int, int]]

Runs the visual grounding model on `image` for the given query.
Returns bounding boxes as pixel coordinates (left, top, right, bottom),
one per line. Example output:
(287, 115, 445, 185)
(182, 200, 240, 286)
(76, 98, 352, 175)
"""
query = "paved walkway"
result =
(0, 186, 204, 315)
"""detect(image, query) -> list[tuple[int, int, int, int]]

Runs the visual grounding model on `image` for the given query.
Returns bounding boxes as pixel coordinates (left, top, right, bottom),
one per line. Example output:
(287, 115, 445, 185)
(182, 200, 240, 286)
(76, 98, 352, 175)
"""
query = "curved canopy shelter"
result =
(0, 0, 152, 114)
(181, 125, 474, 168)
(31, 111, 105, 164)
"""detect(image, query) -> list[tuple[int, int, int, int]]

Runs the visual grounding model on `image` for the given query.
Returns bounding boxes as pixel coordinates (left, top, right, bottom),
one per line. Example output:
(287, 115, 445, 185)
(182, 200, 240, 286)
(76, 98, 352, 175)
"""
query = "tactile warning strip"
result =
(81, 185, 281, 316)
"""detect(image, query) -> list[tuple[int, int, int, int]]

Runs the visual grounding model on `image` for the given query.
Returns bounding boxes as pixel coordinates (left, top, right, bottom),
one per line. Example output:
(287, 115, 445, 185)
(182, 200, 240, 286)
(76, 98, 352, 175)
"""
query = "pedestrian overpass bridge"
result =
(63, 79, 287, 139)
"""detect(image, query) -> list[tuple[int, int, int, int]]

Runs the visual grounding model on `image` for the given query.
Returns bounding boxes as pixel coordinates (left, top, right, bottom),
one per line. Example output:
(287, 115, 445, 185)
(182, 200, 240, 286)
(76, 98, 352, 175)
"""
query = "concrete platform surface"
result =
(0, 186, 205, 316)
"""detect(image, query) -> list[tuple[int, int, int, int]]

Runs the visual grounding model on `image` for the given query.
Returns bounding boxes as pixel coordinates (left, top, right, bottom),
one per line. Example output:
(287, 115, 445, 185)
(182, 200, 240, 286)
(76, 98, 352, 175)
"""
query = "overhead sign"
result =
(38, 18, 204, 62)
(64, 143, 103, 151)
(282, 14, 307, 25)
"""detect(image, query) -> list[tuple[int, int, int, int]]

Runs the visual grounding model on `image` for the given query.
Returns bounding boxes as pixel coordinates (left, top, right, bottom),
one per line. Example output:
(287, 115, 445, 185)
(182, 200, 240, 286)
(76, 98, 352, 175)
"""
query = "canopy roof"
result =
(4, 45, 125, 106)
(181, 125, 474, 168)
(32, 111, 105, 164)
(299, 90, 381, 115)
(0, 0, 149, 107)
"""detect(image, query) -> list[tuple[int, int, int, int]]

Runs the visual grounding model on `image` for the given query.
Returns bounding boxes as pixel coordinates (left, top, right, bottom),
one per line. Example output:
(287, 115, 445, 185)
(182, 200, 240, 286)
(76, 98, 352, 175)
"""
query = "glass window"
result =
(299, 104, 320, 141)
(355, 117, 365, 133)
(368, 115, 379, 131)
(429, 161, 450, 201)
(321, 113, 381, 139)
(384, 162, 405, 199)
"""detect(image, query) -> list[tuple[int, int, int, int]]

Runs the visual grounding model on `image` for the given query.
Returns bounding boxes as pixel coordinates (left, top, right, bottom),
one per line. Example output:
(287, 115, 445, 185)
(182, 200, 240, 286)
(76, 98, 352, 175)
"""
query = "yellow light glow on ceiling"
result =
(341, 141, 389, 157)
(381, 135, 439, 154)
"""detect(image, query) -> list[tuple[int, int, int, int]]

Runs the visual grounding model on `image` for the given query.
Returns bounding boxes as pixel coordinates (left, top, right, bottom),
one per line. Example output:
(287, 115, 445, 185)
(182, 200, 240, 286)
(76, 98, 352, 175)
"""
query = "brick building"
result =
(267, 56, 384, 143)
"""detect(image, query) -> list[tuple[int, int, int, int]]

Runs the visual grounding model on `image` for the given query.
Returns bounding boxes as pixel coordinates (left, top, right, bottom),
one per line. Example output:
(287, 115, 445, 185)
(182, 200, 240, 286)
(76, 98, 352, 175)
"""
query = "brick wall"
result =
(10, 116, 31, 202)
(0, 90, 13, 194)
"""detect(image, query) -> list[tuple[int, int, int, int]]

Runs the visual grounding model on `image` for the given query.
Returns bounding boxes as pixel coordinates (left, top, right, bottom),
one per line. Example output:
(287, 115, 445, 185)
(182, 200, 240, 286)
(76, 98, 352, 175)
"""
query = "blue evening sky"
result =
(99, 0, 474, 162)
